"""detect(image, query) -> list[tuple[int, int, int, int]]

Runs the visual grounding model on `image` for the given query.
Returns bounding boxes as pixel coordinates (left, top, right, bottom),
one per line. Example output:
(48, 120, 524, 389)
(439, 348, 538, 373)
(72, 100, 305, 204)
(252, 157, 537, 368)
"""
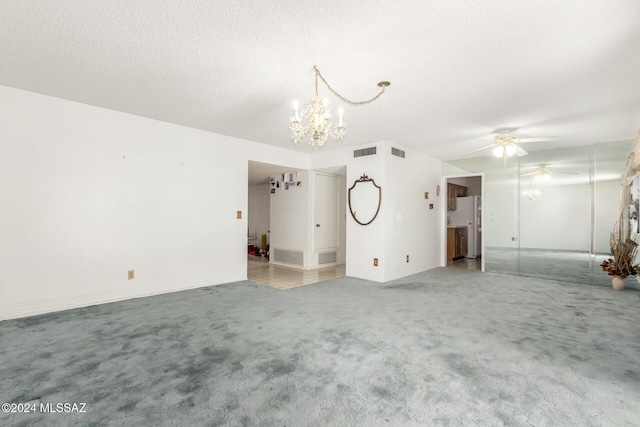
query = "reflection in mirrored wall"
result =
(445, 140, 637, 290)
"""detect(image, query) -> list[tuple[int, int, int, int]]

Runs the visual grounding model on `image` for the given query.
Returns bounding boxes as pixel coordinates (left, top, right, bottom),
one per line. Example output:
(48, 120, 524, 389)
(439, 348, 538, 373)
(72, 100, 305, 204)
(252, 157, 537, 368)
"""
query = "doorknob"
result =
(316, 224, 320, 227)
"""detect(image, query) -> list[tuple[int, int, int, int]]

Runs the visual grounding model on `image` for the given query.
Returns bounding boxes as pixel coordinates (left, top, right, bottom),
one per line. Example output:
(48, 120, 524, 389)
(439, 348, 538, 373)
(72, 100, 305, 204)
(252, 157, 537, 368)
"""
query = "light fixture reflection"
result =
(535, 170, 552, 181)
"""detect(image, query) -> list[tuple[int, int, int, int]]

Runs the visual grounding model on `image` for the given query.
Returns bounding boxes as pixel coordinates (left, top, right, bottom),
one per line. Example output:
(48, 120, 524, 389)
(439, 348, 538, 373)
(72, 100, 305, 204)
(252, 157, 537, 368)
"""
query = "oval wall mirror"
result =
(348, 174, 382, 225)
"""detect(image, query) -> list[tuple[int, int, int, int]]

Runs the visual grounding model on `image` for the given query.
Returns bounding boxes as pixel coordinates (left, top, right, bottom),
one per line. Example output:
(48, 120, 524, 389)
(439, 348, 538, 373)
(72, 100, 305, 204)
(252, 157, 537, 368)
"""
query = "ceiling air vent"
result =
(353, 147, 377, 158)
(391, 147, 405, 158)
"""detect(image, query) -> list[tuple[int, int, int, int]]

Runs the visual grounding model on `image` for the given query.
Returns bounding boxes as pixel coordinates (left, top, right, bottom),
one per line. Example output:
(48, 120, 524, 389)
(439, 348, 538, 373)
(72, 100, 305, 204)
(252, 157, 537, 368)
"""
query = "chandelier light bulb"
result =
(338, 107, 344, 125)
(292, 100, 300, 120)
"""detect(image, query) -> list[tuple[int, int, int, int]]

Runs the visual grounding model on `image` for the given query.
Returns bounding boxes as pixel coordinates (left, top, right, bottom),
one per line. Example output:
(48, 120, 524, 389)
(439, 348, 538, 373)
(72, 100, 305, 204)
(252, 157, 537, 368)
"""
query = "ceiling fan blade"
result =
(514, 145, 528, 157)
(513, 137, 558, 143)
(463, 144, 496, 155)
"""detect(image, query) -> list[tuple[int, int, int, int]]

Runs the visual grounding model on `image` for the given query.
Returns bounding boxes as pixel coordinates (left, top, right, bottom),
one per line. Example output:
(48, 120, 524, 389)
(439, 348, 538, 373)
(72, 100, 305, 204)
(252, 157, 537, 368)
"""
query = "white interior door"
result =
(314, 173, 339, 250)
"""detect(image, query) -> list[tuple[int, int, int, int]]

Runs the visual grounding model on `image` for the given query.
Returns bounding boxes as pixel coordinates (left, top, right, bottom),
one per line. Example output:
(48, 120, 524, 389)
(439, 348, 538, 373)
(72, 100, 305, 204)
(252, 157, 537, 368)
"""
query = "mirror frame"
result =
(348, 174, 382, 226)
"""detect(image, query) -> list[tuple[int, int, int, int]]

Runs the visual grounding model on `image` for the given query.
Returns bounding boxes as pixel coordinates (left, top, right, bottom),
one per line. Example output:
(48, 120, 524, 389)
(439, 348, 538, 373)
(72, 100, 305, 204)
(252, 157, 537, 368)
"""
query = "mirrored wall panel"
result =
(445, 140, 636, 290)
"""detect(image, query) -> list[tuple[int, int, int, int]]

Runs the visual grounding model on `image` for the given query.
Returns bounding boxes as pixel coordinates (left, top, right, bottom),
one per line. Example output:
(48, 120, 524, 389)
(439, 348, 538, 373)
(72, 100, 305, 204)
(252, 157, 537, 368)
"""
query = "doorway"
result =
(247, 161, 346, 288)
(444, 174, 484, 271)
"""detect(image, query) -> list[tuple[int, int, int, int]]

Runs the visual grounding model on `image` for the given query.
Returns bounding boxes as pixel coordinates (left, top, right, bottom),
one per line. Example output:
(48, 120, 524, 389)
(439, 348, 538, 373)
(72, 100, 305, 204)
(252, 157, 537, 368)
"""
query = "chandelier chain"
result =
(314, 66, 386, 106)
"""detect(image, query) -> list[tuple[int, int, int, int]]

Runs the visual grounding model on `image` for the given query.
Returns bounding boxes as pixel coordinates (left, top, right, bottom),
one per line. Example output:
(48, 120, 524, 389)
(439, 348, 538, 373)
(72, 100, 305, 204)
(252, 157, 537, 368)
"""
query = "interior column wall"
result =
(384, 145, 442, 282)
(311, 141, 442, 282)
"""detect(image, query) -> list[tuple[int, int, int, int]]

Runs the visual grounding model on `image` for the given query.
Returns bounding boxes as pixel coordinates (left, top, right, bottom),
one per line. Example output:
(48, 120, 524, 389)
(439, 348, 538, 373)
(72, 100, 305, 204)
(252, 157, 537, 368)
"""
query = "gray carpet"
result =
(1, 268, 639, 426)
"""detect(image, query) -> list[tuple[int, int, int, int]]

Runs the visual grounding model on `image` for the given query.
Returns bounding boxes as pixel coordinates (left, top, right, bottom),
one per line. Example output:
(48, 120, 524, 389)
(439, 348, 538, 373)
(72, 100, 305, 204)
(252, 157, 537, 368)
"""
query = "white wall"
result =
(269, 170, 310, 267)
(248, 184, 270, 248)
(0, 85, 446, 318)
(312, 143, 387, 282)
(483, 178, 519, 247)
(485, 179, 593, 251)
(384, 145, 442, 282)
(442, 162, 470, 176)
(268, 169, 347, 270)
(595, 179, 625, 254)
(0, 85, 308, 320)
(346, 146, 388, 282)
(311, 142, 442, 282)
(520, 183, 591, 251)
(484, 178, 621, 252)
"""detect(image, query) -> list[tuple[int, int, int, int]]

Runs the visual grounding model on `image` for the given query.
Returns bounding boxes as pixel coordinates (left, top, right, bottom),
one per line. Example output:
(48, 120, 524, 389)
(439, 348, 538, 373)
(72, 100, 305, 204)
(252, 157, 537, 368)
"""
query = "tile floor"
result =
(247, 256, 346, 290)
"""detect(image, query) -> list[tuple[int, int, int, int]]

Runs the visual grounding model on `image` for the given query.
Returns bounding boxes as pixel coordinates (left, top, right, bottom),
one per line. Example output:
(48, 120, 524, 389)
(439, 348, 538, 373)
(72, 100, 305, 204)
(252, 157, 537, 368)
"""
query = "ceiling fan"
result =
(464, 128, 558, 166)
(521, 164, 578, 182)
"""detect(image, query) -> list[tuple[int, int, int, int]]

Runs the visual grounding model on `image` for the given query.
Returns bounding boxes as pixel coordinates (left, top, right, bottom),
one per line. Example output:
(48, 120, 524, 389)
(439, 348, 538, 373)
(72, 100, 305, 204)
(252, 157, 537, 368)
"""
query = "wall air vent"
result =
(272, 249, 304, 266)
(353, 147, 377, 158)
(391, 147, 405, 158)
(318, 251, 337, 265)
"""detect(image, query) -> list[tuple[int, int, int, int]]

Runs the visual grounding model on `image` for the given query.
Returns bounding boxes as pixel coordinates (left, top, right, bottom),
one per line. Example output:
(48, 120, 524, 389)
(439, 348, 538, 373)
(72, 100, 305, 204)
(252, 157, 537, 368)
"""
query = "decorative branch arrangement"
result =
(601, 210, 639, 278)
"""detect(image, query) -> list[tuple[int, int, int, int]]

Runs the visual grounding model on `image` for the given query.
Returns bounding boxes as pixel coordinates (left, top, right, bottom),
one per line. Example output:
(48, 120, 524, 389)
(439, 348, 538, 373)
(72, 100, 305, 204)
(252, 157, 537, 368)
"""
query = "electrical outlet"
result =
(373, 258, 379, 267)
(424, 192, 429, 199)
(512, 237, 517, 241)
(406, 255, 410, 263)
(237, 211, 242, 219)
(128, 270, 135, 280)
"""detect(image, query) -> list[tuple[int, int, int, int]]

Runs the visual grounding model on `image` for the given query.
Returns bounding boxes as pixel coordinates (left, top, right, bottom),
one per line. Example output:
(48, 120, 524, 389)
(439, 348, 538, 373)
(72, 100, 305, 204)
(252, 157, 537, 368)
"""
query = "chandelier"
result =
(523, 188, 541, 201)
(523, 181, 542, 201)
(289, 66, 390, 147)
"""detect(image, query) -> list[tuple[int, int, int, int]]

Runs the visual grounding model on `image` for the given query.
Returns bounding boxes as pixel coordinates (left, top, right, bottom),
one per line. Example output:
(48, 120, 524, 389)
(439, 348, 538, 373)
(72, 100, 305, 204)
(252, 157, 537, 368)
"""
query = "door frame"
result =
(441, 173, 485, 272)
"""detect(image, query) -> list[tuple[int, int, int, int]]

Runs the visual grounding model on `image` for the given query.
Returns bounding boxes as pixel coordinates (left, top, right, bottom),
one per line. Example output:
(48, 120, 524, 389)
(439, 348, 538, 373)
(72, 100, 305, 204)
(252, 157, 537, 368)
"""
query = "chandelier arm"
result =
(314, 66, 386, 106)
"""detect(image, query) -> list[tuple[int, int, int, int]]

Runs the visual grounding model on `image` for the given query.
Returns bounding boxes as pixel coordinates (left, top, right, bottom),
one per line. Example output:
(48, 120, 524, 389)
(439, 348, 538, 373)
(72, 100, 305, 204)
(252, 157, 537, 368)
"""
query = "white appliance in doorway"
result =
(448, 195, 481, 258)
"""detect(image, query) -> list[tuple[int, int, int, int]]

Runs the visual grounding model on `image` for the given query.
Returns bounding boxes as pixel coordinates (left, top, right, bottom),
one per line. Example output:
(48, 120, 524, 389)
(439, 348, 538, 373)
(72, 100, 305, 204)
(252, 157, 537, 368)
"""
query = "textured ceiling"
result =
(1, 1, 639, 161)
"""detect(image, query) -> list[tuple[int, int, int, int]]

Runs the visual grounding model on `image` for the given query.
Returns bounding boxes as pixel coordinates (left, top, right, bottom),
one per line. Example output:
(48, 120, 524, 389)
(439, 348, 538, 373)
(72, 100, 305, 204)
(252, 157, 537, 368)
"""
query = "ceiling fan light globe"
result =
(505, 144, 517, 157)
(493, 146, 504, 157)
(535, 171, 552, 181)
